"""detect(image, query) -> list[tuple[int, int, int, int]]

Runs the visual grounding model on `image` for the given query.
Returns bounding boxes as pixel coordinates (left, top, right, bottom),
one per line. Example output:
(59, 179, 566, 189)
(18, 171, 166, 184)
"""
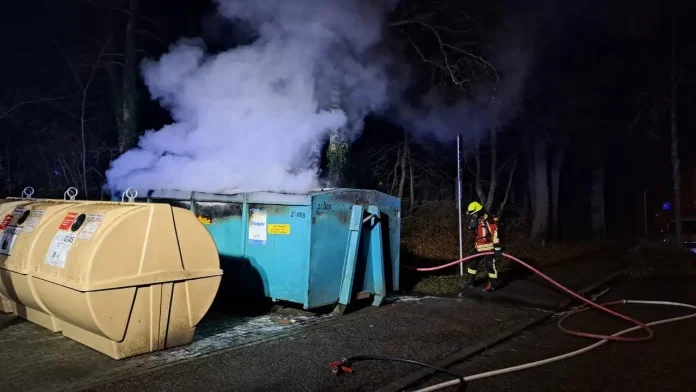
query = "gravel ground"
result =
(414, 276, 696, 392)
(82, 297, 545, 392)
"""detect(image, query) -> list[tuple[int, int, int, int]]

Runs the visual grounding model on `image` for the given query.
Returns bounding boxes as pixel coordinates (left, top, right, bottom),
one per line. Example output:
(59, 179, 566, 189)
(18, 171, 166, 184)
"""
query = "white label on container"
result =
(45, 231, 77, 268)
(77, 213, 105, 240)
(0, 225, 23, 256)
(248, 209, 267, 245)
(22, 210, 45, 233)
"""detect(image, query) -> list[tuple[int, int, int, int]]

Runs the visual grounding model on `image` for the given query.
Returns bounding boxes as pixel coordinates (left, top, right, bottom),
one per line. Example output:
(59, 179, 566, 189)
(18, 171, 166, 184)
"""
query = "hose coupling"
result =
(328, 360, 353, 376)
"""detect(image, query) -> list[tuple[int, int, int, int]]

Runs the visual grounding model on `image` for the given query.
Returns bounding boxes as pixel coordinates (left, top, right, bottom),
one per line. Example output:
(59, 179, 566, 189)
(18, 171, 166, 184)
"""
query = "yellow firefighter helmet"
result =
(466, 201, 483, 215)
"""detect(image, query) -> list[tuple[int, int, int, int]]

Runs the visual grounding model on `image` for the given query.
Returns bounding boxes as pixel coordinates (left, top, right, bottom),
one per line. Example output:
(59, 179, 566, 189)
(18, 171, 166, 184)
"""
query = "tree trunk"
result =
(670, 17, 683, 244)
(117, 0, 140, 153)
(409, 156, 415, 213)
(497, 156, 518, 218)
(390, 146, 400, 195)
(590, 165, 606, 240)
(484, 127, 497, 211)
(523, 136, 536, 220)
(530, 138, 549, 247)
(550, 137, 567, 240)
(398, 134, 408, 198)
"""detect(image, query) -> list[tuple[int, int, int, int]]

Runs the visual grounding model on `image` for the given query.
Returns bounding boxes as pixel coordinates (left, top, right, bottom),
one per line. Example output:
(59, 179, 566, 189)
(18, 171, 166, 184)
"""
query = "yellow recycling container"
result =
(0, 200, 222, 359)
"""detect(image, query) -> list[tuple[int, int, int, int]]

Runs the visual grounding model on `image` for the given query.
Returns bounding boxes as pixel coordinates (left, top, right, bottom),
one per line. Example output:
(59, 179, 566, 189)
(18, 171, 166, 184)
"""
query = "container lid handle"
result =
(21, 186, 35, 199)
(64, 187, 78, 201)
(121, 187, 138, 203)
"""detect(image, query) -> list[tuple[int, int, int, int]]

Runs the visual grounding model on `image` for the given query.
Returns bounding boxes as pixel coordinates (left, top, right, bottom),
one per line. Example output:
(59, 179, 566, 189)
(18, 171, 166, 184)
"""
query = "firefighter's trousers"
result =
(466, 253, 500, 287)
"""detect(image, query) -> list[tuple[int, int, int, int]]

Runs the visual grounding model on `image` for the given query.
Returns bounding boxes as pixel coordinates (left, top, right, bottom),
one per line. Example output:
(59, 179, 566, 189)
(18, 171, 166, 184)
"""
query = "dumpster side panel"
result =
(193, 201, 244, 256)
(380, 204, 401, 292)
(309, 189, 401, 302)
(307, 193, 353, 308)
(243, 203, 310, 305)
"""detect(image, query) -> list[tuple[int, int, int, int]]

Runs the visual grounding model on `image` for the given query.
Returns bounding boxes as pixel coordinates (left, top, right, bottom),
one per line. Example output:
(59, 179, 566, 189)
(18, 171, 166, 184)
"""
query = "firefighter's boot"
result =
(465, 273, 477, 288)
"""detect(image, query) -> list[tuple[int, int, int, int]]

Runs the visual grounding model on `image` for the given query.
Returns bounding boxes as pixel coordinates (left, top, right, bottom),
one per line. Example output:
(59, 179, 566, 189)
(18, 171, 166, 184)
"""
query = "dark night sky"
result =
(1, 0, 694, 238)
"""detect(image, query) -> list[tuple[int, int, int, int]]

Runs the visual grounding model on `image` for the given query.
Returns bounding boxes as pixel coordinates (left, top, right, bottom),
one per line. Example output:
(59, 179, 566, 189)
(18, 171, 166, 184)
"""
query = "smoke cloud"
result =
(106, 0, 397, 195)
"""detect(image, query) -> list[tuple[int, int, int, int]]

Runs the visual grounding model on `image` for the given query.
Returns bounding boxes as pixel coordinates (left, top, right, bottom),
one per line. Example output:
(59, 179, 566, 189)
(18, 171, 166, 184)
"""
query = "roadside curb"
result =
(557, 266, 627, 309)
(376, 265, 628, 392)
(374, 311, 552, 392)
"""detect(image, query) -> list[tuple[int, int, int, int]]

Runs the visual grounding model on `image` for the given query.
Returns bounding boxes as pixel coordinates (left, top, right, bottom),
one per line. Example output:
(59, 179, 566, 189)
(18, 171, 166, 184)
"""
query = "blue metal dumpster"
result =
(119, 188, 400, 313)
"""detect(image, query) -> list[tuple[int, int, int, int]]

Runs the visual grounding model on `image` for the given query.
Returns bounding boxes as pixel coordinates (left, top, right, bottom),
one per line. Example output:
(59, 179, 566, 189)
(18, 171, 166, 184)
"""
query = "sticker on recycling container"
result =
(22, 210, 45, 233)
(77, 213, 105, 240)
(58, 212, 79, 231)
(0, 225, 22, 256)
(0, 215, 13, 231)
(248, 209, 267, 245)
(45, 231, 77, 268)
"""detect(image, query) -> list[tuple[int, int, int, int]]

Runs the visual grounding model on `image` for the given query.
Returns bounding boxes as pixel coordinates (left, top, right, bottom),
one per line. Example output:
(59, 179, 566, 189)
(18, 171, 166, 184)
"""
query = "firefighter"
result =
(464, 201, 503, 292)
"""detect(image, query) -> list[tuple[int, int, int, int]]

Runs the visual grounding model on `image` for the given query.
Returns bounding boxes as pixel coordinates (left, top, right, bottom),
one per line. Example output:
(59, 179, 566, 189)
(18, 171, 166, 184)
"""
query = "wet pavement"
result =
(414, 276, 696, 392)
(453, 245, 631, 311)
(77, 297, 545, 392)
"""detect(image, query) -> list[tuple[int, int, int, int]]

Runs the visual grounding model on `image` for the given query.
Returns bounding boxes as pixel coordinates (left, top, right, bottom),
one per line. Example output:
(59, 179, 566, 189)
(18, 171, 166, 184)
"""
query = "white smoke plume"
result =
(106, 0, 397, 195)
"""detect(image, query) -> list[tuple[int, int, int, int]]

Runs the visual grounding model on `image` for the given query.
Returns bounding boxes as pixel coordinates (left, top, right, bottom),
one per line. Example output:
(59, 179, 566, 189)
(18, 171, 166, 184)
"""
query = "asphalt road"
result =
(81, 297, 545, 392)
(414, 276, 696, 392)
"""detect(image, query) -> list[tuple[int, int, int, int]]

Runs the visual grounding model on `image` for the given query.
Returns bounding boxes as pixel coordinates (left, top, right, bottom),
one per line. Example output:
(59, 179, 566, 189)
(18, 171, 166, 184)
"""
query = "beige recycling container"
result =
(0, 200, 222, 359)
(0, 198, 37, 314)
(0, 200, 76, 328)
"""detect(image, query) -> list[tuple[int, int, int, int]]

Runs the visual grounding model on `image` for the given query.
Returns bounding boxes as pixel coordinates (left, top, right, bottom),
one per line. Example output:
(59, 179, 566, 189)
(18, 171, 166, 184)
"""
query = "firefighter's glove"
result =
(494, 247, 503, 259)
(467, 217, 478, 232)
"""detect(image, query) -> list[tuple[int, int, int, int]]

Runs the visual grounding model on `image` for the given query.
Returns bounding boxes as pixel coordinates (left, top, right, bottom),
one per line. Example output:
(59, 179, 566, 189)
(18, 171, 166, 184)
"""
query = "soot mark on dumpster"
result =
(194, 202, 242, 224)
(336, 210, 350, 225)
(332, 190, 378, 206)
(248, 204, 291, 216)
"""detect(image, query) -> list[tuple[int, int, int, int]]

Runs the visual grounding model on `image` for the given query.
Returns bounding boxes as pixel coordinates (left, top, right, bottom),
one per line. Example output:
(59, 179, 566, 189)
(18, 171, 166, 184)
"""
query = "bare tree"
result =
(550, 129, 569, 240)
(389, 5, 497, 91)
(63, 39, 111, 198)
(471, 126, 519, 218)
(590, 163, 606, 240)
(670, 16, 683, 245)
(529, 137, 549, 246)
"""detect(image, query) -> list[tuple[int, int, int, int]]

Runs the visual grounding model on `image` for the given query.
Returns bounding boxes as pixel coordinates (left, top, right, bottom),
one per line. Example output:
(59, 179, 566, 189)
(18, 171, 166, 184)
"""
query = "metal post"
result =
(644, 188, 648, 237)
(457, 135, 464, 276)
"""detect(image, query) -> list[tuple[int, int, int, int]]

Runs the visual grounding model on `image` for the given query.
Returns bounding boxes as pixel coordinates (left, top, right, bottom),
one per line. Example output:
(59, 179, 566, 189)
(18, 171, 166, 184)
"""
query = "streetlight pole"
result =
(644, 188, 648, 237)
(457, 134, 464, 276)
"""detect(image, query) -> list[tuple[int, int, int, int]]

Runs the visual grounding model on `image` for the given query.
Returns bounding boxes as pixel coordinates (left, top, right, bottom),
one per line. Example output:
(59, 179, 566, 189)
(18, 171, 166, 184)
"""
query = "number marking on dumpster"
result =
(268, 224, 290, 235)
(45, 231, 77, 268)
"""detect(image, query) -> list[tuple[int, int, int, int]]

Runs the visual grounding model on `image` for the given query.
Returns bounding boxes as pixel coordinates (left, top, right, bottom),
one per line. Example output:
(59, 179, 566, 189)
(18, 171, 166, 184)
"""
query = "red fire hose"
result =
(331, 252, 696, 392)
(409, 252, 653, 342)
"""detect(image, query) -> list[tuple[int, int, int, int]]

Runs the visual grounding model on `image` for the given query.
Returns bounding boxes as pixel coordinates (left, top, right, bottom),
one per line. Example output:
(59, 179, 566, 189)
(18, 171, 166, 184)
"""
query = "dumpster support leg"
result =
(335, 205, 364, 314)
(366, 205, 386, 307)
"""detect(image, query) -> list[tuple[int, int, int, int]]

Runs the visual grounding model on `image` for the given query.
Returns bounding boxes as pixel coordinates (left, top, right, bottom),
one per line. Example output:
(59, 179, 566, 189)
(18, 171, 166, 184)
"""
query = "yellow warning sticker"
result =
(268, 224, 290, 235)
(197, 216, 212, 225)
